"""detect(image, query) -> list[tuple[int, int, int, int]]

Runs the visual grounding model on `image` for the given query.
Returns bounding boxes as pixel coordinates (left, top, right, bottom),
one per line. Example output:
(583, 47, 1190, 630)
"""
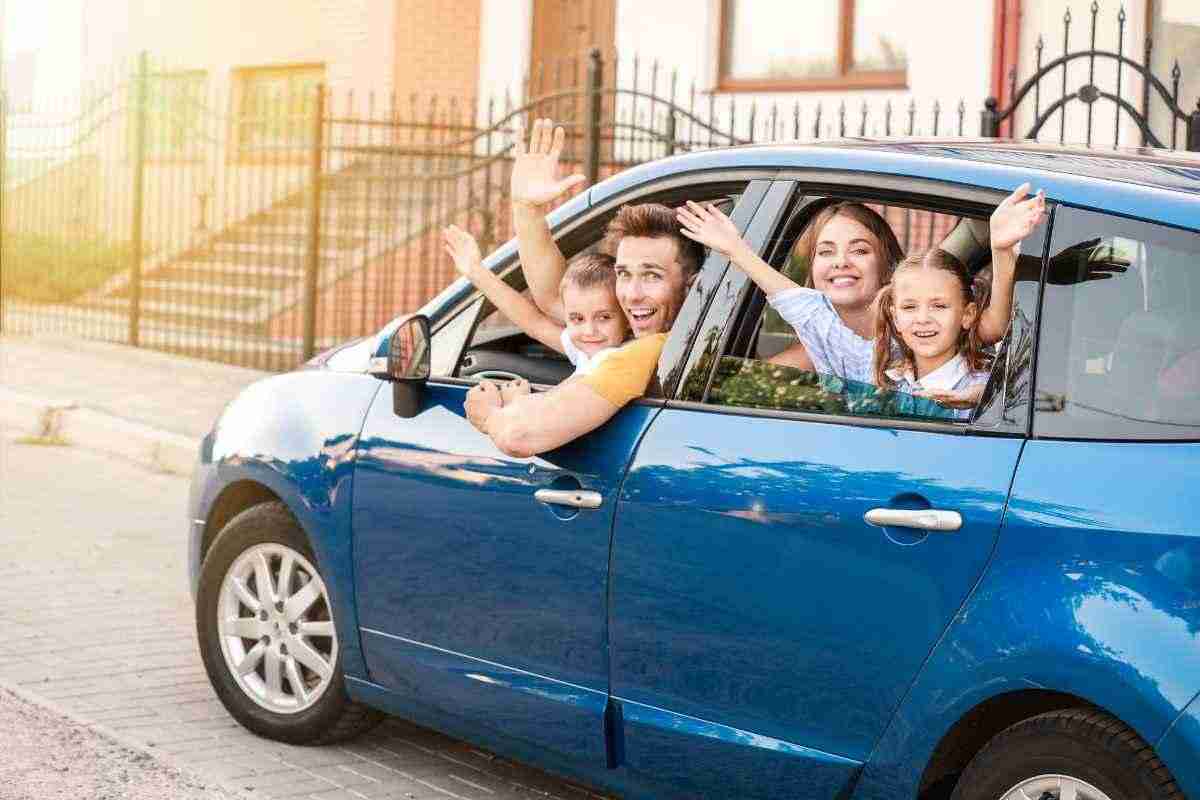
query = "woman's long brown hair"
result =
(873, 249, 993, 388)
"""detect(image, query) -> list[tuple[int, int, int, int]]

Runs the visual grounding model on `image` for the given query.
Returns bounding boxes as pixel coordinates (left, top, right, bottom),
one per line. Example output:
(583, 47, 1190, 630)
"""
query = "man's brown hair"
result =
(559, 252, 617, 295)
(602, 203, 706, 276)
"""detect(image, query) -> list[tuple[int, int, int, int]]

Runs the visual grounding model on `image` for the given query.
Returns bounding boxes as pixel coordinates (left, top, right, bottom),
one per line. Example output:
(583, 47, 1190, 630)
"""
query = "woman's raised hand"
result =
(442, 224, 483, 278)
(676, 201, 747, 258)
(510, 118, 587, 207)
(991, 182, 1047, 253)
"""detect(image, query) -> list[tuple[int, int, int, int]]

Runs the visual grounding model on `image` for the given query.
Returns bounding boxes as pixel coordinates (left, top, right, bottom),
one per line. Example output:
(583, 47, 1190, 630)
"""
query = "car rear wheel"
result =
(196, 501, 382, 744)
(951, 708, 1183, 800)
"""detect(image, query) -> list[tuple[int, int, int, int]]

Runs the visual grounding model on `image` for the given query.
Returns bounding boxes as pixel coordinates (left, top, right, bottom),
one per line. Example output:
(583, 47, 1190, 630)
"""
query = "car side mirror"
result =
(388, 315, 430, 418)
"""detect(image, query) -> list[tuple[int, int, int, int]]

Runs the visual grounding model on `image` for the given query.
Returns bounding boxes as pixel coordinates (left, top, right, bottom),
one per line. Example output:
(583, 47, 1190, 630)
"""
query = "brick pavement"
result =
(0, 433, 612, 800)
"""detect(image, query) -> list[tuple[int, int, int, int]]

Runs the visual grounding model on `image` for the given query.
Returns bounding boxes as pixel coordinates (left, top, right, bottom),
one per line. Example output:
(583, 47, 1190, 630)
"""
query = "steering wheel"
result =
(472, 369, 524, 383)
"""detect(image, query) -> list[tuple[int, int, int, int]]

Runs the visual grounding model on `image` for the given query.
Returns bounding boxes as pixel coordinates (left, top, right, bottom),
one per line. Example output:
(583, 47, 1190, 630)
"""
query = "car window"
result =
(1035, 207, 1200, 439)
(696, 195, 1041, 428)
(450, 188, 746, 385)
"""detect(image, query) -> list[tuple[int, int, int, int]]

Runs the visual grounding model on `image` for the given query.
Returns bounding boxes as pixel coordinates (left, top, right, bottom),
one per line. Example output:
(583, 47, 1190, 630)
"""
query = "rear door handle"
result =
(535, 489, 603, 509)
(864, 508, 962, 532)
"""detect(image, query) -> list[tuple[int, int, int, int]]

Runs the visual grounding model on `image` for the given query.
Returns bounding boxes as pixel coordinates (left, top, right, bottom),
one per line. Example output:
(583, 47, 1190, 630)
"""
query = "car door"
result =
(607, 178, 1046, 799)
(350, 179, 771, 769)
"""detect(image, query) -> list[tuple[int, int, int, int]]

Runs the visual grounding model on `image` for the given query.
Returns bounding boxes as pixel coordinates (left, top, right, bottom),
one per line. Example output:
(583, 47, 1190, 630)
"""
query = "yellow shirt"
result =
(579, 333, 668, 407)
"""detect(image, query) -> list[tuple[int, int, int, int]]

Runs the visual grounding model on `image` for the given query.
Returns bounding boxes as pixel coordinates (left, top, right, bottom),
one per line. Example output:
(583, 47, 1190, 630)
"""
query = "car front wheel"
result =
(951, 707, 1183, 800)
(196, 501, 381, 744)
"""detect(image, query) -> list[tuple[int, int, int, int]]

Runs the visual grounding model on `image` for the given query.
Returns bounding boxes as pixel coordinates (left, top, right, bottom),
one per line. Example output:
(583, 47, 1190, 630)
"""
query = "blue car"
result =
(189, 140, 1200, 800)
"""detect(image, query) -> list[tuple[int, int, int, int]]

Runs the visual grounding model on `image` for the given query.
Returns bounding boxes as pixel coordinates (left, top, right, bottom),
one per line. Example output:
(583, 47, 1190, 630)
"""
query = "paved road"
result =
(0, 431, 610, 800)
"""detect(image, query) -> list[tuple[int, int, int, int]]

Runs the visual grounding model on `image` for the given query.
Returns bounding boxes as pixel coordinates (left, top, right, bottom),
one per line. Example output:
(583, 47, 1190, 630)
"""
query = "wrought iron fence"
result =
(2, 6, 1198, 372)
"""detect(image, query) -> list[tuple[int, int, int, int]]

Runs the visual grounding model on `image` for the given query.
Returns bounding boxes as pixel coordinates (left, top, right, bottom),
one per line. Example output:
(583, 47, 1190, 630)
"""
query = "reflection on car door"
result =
(606, 181, 1029, 799)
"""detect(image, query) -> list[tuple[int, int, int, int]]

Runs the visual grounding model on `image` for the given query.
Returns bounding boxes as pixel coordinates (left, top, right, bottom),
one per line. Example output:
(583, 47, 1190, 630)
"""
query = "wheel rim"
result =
(998, 774, 1113, 800)
(216, 543, 337, 714)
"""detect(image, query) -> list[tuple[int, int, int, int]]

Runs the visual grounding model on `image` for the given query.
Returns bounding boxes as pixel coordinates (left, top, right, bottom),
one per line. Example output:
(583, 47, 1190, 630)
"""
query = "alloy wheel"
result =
(998, 774, 1114, 800)
(216, 543, 337, 714)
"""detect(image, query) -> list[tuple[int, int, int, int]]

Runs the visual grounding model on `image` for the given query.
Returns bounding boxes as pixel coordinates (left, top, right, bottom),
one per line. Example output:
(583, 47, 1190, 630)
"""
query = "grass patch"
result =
(1, 232, 135, 303)
(13, 433, 71, 446)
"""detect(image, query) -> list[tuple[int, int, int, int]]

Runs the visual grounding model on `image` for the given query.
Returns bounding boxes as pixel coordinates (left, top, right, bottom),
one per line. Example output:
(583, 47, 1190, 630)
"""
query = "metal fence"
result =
(2, 6, 1198, 372)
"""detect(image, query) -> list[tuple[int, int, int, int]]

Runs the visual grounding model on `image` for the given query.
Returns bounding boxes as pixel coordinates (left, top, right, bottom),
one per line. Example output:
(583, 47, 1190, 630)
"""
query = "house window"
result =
(143, 71, 207, 160)
(718, 0, 908, 91)
(233, 64, 324, 157)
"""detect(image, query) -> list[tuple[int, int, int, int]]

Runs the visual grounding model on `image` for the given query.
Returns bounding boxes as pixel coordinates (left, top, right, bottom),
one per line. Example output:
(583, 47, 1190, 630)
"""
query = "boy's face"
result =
(561, 284, 628, 356)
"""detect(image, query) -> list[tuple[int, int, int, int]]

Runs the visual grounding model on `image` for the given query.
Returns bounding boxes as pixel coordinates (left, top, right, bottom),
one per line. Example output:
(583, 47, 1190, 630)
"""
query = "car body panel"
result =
(610, 408, 1023, 799)
(854, 439, 1200, 799)
(351, 380, 660, 765)
(188, 370, 384, 680)
(1158, 692, 1200, 800)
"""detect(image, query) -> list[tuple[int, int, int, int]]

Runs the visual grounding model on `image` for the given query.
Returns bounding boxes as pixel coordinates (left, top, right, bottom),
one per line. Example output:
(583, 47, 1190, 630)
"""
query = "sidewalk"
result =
(1, 334, 270, 475)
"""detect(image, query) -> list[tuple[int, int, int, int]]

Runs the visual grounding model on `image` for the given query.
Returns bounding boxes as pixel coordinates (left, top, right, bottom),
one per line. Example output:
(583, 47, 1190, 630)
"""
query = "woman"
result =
(768, 202, 904, 371)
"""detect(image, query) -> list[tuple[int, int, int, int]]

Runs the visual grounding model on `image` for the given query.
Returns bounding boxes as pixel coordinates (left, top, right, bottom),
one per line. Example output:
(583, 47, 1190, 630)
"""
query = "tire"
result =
(951, 707, 1184, 800)
(196, 501, 382, 744)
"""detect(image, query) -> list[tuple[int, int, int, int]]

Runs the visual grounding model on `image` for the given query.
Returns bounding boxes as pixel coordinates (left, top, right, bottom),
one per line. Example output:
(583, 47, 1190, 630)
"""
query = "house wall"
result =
(472, 1, 995, 139)
(60, 1, 402, 249)
(394, 0, 482, 104)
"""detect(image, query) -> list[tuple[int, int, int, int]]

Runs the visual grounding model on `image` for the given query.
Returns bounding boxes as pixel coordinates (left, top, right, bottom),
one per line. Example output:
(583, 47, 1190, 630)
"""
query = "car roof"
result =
(589, 138, 1200, 233)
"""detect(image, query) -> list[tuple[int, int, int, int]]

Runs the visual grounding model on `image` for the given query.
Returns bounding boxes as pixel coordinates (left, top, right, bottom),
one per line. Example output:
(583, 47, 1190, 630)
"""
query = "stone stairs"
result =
(80, 154, 453, 348)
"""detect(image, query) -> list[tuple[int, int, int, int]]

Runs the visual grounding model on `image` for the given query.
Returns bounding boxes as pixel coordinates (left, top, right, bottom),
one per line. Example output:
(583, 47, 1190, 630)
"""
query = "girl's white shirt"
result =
(560, 328, 617, 377)
(883, 353, 990, 395)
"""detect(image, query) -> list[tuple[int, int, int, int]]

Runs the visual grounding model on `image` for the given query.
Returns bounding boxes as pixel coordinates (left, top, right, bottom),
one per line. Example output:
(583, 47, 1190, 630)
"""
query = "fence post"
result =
(128, 51, 149, 348)
(980, 96, 1001, 138)
(302, 85, 326, 362)
(1189, 100, 1200, 152)
(583, 48, 603, 187)
(664, 111, 677, 157)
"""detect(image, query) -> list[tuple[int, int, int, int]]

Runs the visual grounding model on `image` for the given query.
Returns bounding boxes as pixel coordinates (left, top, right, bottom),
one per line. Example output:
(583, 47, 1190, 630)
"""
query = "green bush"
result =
(1, 232, 134, 303)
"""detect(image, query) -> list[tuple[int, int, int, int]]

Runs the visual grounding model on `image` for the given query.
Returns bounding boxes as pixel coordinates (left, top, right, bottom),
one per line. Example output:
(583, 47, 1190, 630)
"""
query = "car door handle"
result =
(534, 489, 603, 509)
(864, 508, 962, 532)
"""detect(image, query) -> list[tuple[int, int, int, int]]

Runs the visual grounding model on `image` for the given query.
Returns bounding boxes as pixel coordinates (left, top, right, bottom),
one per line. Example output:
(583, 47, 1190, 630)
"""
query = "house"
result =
(67, 1, 1197, 149)
(4, 0, 1196, 365)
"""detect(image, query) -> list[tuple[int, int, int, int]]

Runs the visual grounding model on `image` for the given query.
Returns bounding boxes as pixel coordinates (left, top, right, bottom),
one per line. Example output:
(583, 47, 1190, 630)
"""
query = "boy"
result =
(442, 224, 629, 378)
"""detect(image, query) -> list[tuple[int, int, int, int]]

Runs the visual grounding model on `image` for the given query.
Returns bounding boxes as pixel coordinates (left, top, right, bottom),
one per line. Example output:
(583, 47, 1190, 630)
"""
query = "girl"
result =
(675, 185, 1044, 413)
(443, 224, 629, 378)
(873, 250, 992, 418)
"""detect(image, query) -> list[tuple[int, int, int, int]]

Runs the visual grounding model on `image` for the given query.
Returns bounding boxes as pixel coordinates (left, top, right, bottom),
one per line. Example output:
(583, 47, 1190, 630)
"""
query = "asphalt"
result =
(0, 334, 269, 475)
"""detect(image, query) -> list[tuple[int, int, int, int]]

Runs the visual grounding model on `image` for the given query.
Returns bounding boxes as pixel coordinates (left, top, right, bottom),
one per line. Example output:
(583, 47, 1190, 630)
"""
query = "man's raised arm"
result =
(510, 118, 587, 322)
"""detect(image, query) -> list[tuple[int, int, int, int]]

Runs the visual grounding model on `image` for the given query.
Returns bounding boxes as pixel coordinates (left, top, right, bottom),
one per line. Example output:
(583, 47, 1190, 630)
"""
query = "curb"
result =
(0, 677, 257, 800)
(0, 386, 198, 476)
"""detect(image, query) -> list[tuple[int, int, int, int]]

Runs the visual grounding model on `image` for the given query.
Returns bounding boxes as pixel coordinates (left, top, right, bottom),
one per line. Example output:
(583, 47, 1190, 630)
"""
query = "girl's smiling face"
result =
(810, 214, 887, 312)
(891, 268, 978, 376)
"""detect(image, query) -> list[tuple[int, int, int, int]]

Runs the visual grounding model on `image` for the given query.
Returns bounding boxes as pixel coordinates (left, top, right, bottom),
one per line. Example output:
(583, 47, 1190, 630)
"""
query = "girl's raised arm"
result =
(442, 225, 567, 354)
(980, 183, 1046, 344)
